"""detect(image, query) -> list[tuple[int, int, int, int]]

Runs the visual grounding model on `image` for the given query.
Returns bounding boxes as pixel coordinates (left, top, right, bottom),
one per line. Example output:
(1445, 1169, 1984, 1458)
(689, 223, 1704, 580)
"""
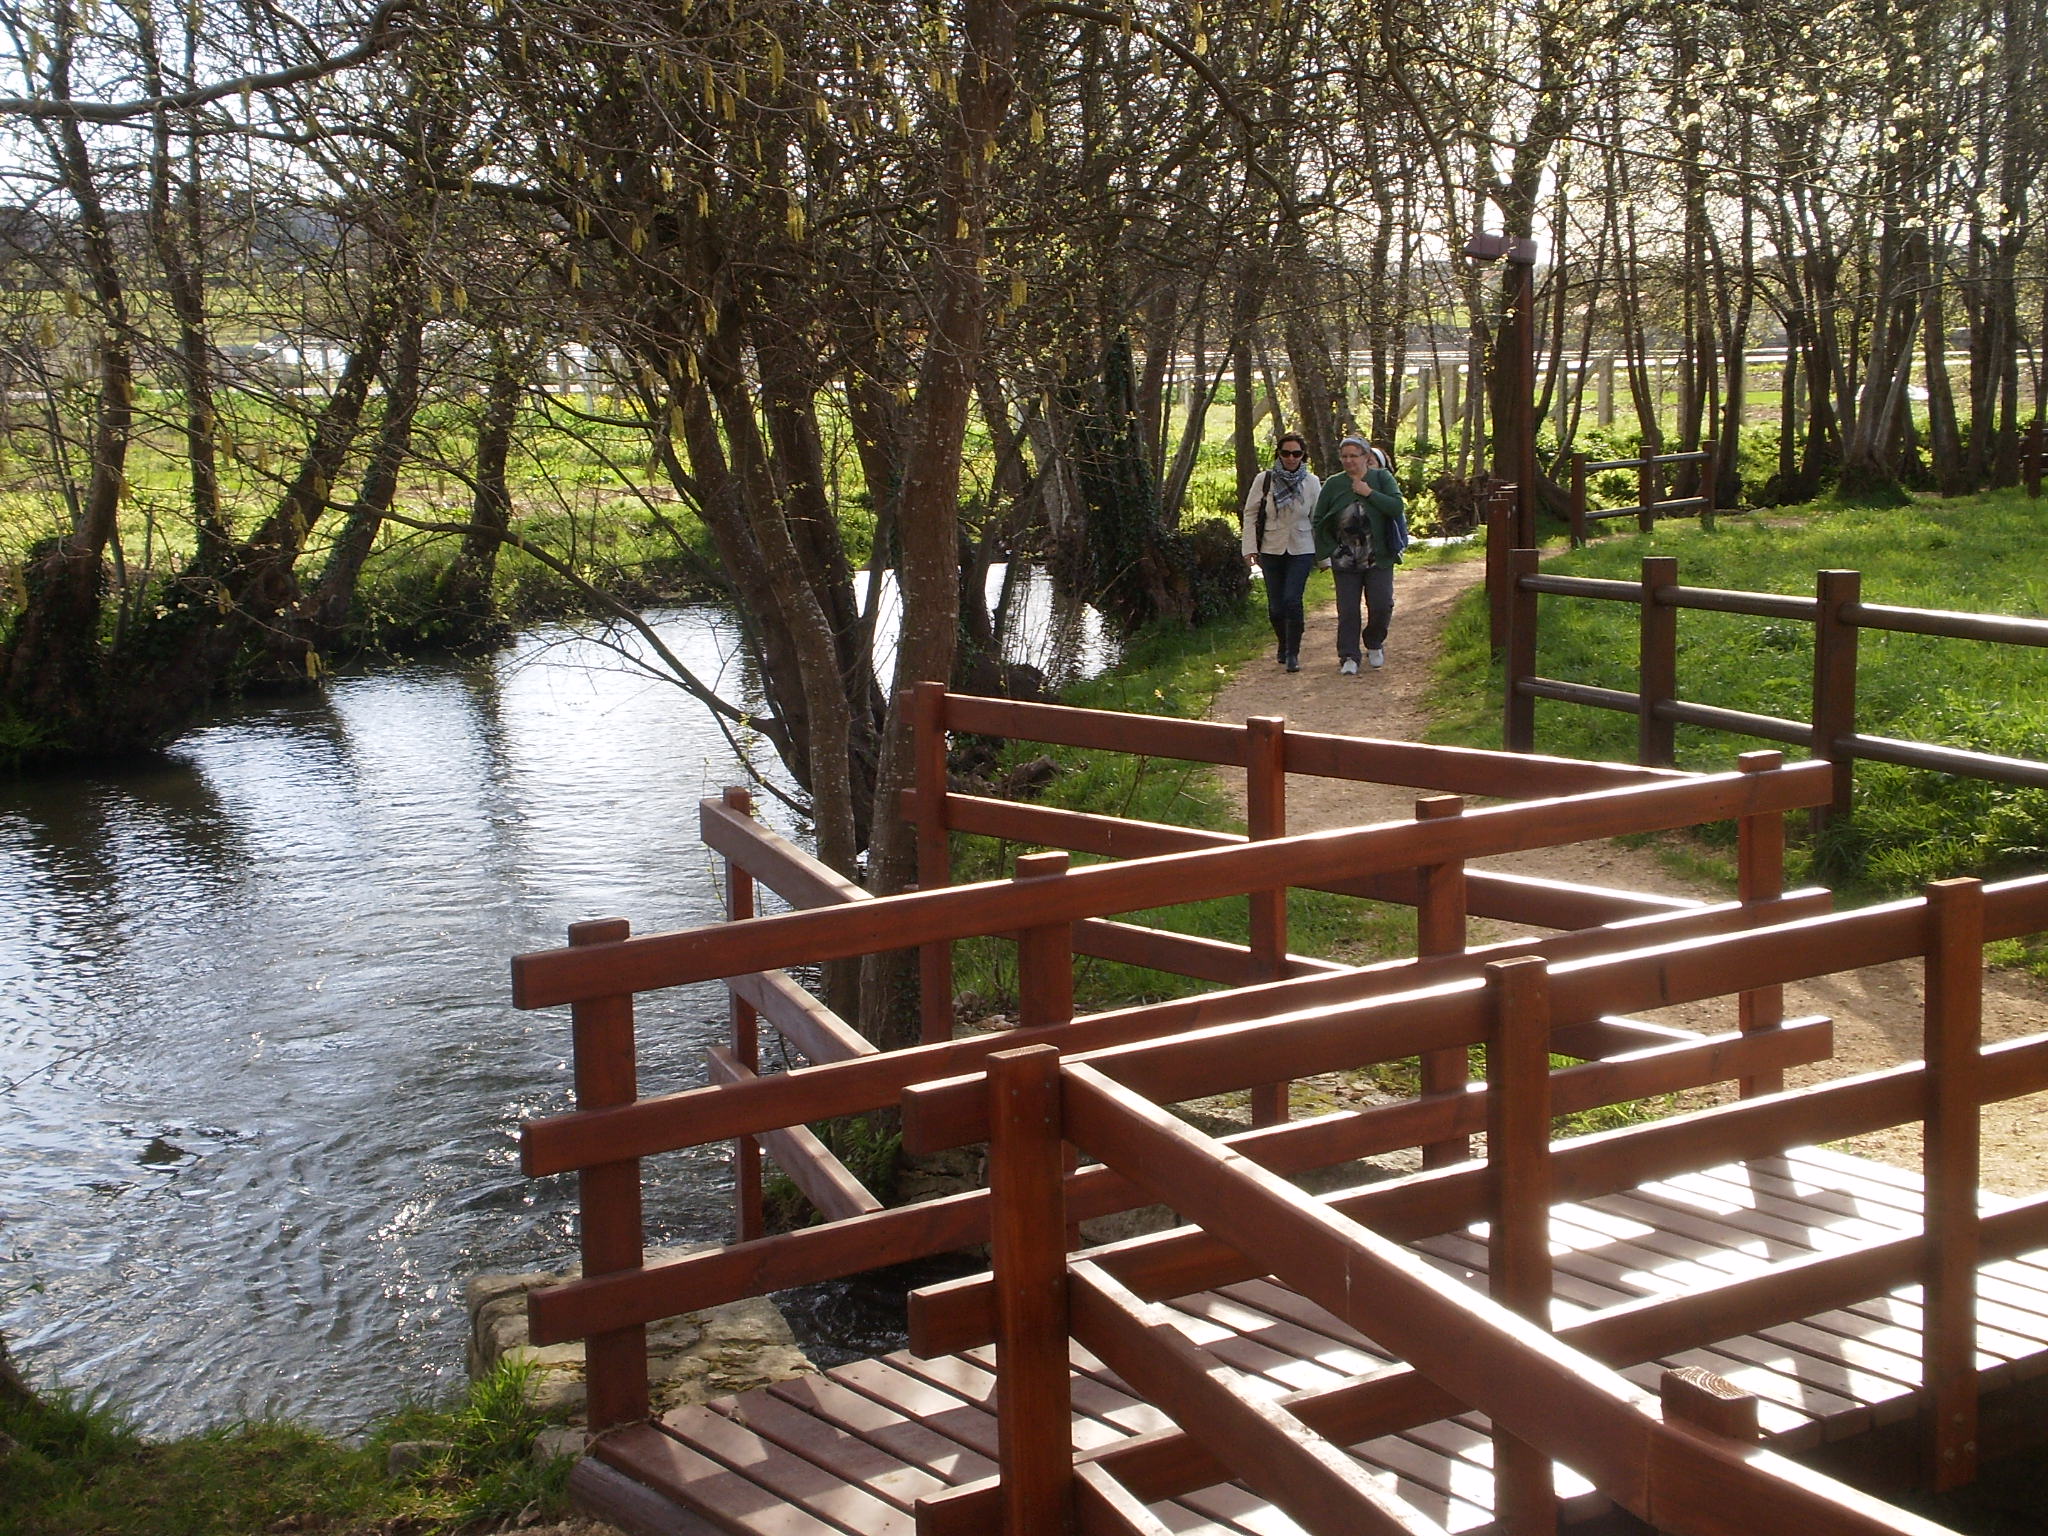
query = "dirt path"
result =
(1212, 558, 2048, 1194)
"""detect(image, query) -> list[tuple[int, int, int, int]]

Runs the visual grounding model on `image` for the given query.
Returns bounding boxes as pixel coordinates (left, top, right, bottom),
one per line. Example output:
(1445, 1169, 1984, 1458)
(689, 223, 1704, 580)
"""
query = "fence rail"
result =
(1569, 441, 1719, 545)
(507, 693, 2048, 1533)
(511, 696, 1829, 1424)
(906, 876, 2048, 1535)
(1503, 550, 2048, 814)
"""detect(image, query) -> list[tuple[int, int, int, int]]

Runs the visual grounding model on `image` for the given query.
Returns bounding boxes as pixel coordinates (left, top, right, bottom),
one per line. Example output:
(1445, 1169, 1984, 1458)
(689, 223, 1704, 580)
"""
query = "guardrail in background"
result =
(1568, 440, 1718, 544)
(1501, 551, 2048, 820)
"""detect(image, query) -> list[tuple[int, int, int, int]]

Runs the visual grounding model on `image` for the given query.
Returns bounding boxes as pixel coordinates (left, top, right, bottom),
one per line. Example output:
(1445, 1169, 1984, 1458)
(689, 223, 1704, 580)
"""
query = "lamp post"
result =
(1464, 232, 1539, 548)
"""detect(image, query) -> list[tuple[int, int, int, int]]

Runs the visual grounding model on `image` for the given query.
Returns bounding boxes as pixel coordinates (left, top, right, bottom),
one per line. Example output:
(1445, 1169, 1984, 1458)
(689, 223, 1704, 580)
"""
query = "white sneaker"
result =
(1367, 648, 1385, 668)
(1340, 658, 1359, 675)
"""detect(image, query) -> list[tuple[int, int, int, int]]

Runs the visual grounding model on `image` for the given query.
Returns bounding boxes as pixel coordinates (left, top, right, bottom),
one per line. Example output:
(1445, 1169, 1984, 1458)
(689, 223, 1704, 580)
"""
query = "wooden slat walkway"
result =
(587, 1147, 2048, 1535)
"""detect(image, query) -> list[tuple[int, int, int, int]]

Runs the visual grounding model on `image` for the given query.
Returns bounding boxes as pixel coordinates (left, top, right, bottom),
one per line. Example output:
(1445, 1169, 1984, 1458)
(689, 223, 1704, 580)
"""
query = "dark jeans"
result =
(1333, 563, 1396, 659)
(1256, 552, 1315, 658)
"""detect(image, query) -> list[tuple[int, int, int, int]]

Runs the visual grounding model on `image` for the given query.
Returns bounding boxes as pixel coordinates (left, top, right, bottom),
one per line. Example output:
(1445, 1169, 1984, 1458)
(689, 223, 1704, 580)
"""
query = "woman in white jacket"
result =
(1240, 432, 1321, 672)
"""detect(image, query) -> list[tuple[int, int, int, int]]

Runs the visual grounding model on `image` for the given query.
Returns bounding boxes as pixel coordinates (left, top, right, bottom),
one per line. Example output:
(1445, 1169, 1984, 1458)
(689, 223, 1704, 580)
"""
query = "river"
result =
(0, 583, 1113, 1437)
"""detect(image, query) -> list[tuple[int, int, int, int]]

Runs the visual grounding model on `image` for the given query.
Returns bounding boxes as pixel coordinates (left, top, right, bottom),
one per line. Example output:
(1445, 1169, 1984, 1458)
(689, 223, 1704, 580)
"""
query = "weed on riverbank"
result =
(0, 1360, 572, 1536)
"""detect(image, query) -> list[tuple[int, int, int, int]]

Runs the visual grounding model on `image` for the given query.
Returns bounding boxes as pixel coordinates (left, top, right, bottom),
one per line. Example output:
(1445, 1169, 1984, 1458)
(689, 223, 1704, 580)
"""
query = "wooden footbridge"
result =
(509, 685, 2048, 1535)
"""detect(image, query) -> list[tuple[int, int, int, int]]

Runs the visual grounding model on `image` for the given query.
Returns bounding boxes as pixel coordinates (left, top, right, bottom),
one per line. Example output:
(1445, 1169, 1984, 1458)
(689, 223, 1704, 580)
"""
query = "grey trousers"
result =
(1332, 564, 1395, 660)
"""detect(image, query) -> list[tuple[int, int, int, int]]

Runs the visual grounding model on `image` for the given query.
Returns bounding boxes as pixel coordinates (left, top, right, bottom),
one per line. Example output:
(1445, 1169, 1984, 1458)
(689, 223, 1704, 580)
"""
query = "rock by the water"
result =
(466, 1246, 816, 1427)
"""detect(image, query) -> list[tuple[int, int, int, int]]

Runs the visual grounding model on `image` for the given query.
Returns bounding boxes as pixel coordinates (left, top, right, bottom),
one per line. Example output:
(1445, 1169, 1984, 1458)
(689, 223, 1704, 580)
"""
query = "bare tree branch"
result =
(0, 0, 412, 123)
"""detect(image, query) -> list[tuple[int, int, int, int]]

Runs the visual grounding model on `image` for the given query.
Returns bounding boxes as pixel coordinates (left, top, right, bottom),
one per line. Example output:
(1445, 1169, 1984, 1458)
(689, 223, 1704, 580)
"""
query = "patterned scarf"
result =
(1268, 459, 1308, 507)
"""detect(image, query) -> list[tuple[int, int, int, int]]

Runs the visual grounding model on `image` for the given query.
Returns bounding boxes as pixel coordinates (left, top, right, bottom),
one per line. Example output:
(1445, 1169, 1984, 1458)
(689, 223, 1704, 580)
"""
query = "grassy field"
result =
(1427, 490, 2048, 927)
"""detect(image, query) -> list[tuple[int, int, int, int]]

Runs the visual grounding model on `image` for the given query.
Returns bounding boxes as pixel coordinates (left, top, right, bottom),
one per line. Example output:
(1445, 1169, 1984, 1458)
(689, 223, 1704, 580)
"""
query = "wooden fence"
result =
(1484, 442, 1717, 649)
(1567, 442, 1718, 545)
(506, 693, 2048, 1532)
(1502, 550, 2048, 818)
(512, 696, 1835, 1428)
(896, 872, 2048, 1533)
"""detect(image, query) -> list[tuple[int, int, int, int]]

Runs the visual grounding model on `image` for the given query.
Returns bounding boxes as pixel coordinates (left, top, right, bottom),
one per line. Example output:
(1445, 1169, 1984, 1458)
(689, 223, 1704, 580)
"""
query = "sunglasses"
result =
(1277, 449, 1305, 458)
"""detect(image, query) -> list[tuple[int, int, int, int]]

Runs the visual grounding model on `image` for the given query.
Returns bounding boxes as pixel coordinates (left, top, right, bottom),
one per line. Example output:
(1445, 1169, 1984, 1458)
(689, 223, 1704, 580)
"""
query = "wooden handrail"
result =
(525, 691, 2048, 1532)
(936, 787, 1705, 924)
(706, 1048, 880, 1222)
(527, 1016, 1839, 1346)
(522, 886, 1839, 1182)
(700, 795, 867, 911)
(512, 762, 1830, 1009)
(894, 874, 2048, 1154)
(943, 691, 1251, 765)
(905, 1033, 2048, 1355)
(1051, 1060, 1953, 1536)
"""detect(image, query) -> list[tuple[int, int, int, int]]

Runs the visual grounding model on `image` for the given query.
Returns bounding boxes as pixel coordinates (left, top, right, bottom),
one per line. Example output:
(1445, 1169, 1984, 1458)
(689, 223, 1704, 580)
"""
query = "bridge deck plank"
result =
(599, 1152, 2048, 1535)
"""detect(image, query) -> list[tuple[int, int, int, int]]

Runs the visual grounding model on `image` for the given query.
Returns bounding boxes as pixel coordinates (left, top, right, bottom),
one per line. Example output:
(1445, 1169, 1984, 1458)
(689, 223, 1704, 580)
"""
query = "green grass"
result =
(0, 1358, 574, 1536)
(1427, 491, 2048, 925)
(947, 589, 1412, 1017)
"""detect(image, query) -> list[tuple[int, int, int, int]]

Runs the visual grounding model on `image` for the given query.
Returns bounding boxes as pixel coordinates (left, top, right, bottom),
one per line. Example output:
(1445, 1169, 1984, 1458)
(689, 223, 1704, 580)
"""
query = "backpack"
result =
(1365, 446, 1411, 560)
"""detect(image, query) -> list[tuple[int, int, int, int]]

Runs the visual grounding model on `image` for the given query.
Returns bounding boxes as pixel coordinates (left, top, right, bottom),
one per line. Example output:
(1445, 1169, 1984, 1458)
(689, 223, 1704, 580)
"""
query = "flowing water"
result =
(0, 580, 1114, 1437)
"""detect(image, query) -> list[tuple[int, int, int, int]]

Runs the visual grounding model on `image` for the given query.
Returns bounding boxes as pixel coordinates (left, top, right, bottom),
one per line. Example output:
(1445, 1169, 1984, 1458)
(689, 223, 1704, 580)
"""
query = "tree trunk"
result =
(857, 0, 1022, 1049)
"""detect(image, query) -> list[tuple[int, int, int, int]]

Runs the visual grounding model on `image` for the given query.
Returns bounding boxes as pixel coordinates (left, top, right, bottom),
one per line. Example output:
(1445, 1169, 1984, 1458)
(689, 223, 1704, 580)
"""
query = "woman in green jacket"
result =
(1312, 437, 1406, 673)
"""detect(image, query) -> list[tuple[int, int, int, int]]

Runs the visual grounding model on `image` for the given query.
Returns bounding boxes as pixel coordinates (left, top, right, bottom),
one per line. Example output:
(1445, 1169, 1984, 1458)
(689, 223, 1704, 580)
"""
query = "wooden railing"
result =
(902, 873, 2048, 1534)
(510, 722, 1836, 1430)
(1484, 442, 1717, 650)
(1502, 550, 2048, 818)
(507, 699, 2048, 1531)
(1568, 442, 1719, 545)
(904, 686, 1794, 1132)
